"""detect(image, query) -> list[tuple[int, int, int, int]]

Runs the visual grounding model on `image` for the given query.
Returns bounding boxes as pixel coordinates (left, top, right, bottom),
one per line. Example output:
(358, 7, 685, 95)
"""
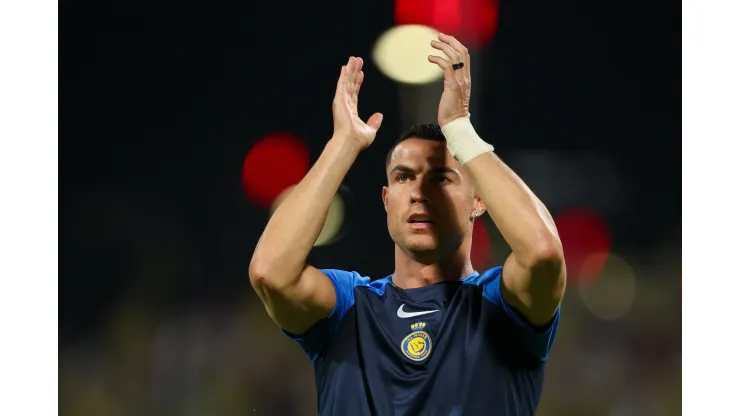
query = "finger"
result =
(350, 70, 361, 106)
(346, 56, 356, 86)
(438, 33, 469, 61)
(427, 55, 455, 77)
(366, 112, 384, 131)
(335, 65, 349, 96)
(437, 34, 471, 79)
(350, 56, 364, 86)
(355, 70, 364, 95)
(348, 57, 357, 84)
(430, 40, 461, 65)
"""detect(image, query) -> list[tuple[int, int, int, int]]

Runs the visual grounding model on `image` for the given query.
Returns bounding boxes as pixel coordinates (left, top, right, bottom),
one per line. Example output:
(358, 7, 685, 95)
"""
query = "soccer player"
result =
(249, 34, 566, 415)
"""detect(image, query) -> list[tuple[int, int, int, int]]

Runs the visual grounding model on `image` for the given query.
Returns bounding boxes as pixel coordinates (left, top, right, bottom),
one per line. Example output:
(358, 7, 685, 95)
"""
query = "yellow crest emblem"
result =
(401, 322, 432, 362)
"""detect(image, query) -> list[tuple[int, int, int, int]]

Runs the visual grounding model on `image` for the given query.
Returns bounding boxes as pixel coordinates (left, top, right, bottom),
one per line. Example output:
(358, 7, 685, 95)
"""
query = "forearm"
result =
(441, 117, 561, 266)
(464, 152, 562, 266)
(250, 136, 361, 286)
(431, 34, 564, 322)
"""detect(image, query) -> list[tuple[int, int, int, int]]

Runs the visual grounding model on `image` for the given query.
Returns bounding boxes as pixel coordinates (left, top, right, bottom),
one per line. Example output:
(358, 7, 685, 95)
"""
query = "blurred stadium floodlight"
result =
(271, 185, 347, 247)
(372, 25, 445, 86)
(578, 253, 637, 321)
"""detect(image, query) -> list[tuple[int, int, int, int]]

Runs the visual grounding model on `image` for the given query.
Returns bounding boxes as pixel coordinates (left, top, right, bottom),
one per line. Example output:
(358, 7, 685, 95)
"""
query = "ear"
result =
(471, 196, 486, 219)
(382, 186, 389, 212)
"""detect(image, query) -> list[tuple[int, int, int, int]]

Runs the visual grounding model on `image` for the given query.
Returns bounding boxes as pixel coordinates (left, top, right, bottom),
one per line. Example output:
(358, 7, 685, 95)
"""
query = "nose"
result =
(410, 183, 429, 204)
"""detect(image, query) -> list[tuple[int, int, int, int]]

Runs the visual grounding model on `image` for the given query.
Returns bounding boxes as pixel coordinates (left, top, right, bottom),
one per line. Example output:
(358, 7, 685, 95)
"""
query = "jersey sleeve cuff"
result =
(279, 269, 344, 361)
(495, 282, 561, 335)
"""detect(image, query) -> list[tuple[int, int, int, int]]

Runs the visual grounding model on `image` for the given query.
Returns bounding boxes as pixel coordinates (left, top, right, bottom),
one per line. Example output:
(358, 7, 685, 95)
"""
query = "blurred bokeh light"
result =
(504, 150, 629, 217)
(271, 185, 347, 247)
(578, 253, 637, 321)
(241, 132, 310, 208)
(555, 207, 612, 283)
(395, 0, 499, 50)
(372, 25, 445, 85)
(471, 219, 493, 271)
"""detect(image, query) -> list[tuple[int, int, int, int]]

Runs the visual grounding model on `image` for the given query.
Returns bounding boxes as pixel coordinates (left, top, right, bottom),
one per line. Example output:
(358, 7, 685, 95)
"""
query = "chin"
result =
(401, 236, 440, 260)
(406, 242, 439, 253)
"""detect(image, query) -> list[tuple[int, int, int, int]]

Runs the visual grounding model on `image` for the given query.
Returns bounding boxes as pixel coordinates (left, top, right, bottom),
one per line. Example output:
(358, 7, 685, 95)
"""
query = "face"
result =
(383, 138, 484, 261)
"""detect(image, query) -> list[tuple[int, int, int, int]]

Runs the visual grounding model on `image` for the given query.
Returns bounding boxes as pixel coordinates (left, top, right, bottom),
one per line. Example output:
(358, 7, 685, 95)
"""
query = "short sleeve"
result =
(281, 269, 369, 362)
(474, 266, 560, 361)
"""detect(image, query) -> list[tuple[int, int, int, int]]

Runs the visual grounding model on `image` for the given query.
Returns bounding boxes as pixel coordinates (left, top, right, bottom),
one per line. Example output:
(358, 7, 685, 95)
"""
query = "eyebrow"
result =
(388, 164, 461, 178)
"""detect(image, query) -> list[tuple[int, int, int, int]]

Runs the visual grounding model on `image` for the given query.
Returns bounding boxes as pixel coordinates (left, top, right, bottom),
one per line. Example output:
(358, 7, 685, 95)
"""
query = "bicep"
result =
(500, 252, 566, 326)
(252, 264, 337, 335)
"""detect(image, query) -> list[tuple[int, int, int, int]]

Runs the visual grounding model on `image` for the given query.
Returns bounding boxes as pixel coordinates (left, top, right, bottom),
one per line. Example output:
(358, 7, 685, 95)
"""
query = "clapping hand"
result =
(332, 56, 384, 150)
(428, 34, 472, 127)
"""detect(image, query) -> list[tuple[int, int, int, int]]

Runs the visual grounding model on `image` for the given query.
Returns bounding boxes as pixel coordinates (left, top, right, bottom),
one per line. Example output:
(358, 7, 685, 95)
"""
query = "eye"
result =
(397, 173, 411, 182)
(437, 175, 451, 183)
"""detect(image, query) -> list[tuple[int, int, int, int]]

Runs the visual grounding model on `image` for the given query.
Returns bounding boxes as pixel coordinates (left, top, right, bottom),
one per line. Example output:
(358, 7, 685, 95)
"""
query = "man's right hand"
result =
(251, 57, 381, 336)
(332, 56, 383, 150)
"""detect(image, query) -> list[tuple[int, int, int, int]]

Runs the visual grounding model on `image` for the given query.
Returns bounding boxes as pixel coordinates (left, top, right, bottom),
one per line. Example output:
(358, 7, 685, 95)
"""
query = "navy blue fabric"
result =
(282, 267, 560, 415)
(281, 269, 387, 362)
(463, 266, 560, 361)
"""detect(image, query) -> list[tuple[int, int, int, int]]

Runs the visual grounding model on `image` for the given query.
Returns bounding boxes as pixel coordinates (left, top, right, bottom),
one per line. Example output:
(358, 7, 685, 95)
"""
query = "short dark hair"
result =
(385, 123, 445, 168)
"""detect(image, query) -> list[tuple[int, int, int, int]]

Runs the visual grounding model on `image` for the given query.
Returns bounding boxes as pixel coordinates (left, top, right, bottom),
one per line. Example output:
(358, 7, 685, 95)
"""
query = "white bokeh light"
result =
(578, 253, 637, 321)
(271, 186, 346, 246)
(372, 25, 445, 85)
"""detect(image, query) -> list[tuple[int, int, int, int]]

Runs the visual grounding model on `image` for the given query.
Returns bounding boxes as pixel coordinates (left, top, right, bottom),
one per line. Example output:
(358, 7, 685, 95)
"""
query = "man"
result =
(249, 34, 566, 415)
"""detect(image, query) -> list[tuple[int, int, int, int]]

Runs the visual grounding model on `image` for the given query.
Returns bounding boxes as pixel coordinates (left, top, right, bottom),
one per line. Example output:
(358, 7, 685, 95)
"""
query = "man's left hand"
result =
(428, 33, 472, 127)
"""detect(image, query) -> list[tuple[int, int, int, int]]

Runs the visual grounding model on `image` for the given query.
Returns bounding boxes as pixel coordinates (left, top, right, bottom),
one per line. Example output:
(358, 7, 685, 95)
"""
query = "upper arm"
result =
(251, 264, 337, 335)
(476, 266, 561, 361)
(500, 252, 566, 326)
(251, 267, 368, 361)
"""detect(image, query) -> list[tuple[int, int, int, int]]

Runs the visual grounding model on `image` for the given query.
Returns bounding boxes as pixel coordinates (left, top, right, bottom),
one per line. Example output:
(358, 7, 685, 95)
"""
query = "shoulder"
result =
(462, 266, 503, 289)
(320, 269, 392, 300)
(321, 269, 371, 288)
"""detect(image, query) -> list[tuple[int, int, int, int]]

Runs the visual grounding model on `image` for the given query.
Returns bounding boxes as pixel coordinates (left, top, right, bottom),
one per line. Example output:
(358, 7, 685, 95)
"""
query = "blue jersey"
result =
(282, 266, 560, 416)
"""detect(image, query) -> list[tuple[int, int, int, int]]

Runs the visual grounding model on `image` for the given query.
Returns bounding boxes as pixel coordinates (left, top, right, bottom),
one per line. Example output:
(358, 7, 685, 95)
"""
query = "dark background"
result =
(60, 1, 680, 414)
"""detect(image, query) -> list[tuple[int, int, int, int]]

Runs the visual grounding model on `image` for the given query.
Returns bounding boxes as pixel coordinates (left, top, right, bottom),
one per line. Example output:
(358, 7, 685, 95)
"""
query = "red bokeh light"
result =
(395, 0, 499, 50)
(555, 207, 612, 284)
(241, 132, 310, 208)
(471, 219, 494, 271)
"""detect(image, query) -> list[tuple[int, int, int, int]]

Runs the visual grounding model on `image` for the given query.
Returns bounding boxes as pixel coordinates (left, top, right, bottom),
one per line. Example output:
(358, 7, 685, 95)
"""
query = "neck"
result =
(392, 238, 475, 289)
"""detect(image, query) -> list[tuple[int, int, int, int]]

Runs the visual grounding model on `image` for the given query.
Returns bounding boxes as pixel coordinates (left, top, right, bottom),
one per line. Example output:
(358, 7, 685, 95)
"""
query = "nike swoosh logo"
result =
(397, 304, 439, 319)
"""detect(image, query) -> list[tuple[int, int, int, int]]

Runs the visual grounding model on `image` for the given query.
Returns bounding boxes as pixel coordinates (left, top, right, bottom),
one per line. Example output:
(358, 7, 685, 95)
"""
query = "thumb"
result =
(366, 112, 384, 131)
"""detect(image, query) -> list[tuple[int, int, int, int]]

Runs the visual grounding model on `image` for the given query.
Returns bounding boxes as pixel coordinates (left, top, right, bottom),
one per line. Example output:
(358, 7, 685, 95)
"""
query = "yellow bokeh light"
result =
(271, 186, 346, 247)
(372, 25, 446, 85)
(578, 253, 637, 321)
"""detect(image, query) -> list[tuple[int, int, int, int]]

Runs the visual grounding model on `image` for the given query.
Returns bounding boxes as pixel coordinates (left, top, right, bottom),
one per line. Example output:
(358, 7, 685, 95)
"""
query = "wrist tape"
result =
(441, 114, 494, 165)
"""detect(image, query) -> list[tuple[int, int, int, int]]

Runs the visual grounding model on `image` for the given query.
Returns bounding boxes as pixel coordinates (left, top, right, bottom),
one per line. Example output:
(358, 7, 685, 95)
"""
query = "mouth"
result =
(407, 214, 435, 229)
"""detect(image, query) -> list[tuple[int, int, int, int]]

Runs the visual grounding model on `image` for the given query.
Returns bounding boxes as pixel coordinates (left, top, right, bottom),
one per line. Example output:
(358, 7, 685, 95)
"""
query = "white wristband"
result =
(441, 115, 494, 165)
